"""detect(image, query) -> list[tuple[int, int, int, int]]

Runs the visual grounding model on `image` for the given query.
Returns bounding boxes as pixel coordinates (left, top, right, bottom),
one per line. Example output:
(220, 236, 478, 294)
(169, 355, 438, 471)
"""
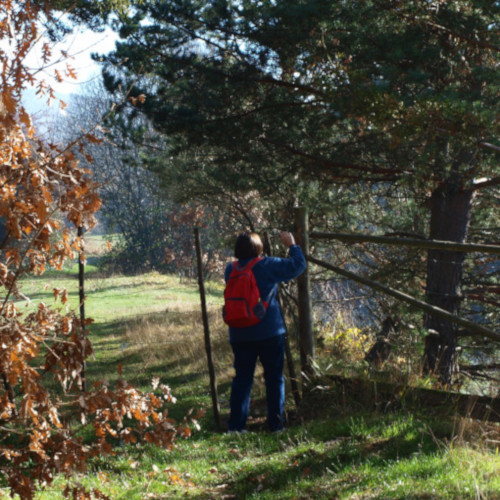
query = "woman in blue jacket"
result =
(225, 231, 306, 433)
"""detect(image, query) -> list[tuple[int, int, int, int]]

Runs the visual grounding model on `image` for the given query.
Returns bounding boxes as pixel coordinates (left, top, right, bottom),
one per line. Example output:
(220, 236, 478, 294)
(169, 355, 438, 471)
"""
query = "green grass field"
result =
(4, 243, 500, 499)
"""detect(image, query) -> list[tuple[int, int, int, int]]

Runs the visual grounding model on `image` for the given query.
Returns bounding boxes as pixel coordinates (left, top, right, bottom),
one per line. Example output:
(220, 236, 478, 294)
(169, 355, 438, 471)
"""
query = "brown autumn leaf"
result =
(66, 63, 78, 80)
(85, 133, 103, 145)
(0, 5, 187, 498)
(301, 467, 312, 478)
(2, 89, 16, 113)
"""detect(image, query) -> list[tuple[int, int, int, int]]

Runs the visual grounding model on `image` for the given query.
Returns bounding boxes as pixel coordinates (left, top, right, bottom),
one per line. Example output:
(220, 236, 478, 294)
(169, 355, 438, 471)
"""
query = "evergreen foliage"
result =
(94, 0, 499, 382)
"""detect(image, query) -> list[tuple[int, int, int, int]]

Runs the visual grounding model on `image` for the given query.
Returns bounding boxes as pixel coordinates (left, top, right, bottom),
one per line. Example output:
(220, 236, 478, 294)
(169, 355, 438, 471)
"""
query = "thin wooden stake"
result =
(78, 226, 86, 393)
(194, 228, 221, 430)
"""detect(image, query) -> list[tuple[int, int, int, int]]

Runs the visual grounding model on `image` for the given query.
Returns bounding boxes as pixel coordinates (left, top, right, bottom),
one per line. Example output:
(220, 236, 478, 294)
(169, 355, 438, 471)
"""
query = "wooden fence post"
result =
(194, 228, 221, 430)
(78, 226, 86, 393)
(294, 207, 315, 385)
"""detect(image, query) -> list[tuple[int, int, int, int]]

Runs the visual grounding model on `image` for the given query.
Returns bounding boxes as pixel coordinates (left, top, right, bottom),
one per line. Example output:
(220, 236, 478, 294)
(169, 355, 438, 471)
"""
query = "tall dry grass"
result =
(122, 305, 236, 386)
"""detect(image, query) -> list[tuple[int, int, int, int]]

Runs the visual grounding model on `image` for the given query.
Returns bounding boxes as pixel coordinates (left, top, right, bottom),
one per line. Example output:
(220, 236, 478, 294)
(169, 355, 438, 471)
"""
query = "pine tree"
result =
(96, 0, 499, 383)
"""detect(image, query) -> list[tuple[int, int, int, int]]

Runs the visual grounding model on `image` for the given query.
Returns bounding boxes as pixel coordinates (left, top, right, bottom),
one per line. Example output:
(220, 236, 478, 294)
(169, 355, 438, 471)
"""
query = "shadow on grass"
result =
(21, 271, 218, 298)
(82, 309, 228, 423)
(221, 414, 450, 500)
(16, 278, 166, 305)
(21, 263, 101, 281)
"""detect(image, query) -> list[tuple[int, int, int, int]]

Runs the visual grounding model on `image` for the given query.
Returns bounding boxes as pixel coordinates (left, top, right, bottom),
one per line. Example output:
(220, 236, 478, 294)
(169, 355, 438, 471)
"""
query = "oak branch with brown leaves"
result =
(0, 3, 191, 499)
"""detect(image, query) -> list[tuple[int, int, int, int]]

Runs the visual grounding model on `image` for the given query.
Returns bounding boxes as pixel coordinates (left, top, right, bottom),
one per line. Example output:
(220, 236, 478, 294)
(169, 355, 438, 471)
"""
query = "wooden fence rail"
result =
(293, 207, 499, 384)
(293, 208, 499, 420)
(310, 231, 500, 255)
(306, 255, 500, 343)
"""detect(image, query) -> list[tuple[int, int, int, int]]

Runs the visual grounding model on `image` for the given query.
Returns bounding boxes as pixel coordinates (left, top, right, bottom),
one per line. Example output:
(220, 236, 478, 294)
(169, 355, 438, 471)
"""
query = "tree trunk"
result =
(423, 179, 473, 384)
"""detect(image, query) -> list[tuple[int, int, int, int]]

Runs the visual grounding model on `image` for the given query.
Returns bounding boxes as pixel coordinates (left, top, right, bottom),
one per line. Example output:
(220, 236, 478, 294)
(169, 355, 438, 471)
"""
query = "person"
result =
(225, 231, 306, 433)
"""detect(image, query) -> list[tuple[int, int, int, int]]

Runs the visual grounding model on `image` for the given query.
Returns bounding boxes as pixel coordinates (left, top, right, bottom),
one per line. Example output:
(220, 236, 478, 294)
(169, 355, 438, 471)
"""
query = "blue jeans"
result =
(228, 335, 285, 432)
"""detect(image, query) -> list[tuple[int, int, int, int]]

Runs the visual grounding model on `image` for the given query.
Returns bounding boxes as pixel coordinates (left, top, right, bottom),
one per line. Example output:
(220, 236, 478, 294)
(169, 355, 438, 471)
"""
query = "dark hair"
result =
(234, 232, 263, 259)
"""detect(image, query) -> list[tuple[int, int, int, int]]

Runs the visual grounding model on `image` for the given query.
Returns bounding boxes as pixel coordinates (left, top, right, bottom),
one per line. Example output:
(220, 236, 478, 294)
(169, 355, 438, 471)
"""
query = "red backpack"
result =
(223, 257, 269, 328)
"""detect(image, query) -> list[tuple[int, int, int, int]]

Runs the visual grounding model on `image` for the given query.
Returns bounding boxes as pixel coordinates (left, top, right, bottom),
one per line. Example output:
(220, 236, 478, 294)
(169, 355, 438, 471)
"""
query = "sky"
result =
(22, 23, 119, 115)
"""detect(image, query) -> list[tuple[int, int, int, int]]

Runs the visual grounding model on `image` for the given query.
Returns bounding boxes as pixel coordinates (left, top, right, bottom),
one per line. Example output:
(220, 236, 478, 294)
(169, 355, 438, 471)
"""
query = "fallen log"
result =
(316, 375, 500, 423)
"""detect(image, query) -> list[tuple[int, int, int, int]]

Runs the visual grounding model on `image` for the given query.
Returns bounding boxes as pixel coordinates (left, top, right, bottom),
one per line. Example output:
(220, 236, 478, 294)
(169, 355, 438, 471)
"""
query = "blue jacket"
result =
(224, 245, 306, 343)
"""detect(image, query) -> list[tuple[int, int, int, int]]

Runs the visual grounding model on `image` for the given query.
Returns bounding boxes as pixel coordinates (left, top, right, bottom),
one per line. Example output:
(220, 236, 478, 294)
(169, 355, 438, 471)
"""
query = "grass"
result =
(3, 246, 500, 499)
(27, 413, 500, 499)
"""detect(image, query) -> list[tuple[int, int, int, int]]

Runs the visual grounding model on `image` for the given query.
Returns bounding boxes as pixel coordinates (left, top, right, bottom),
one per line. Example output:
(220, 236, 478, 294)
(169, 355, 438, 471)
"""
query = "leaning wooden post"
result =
(77, 226, 86, 393)
(278, 292, 302, 408)
(194, 228, 221, 430)
(293, 207, 315, 386)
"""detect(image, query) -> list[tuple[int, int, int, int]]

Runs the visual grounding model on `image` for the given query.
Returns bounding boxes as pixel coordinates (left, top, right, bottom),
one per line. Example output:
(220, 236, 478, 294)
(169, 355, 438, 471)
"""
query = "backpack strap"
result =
(250, 257, 276, 304)
(262, 284, 276, 305)
(246, 257, 277, 303)
(246, 256, 262, 270)
(233, 256, 262, 272)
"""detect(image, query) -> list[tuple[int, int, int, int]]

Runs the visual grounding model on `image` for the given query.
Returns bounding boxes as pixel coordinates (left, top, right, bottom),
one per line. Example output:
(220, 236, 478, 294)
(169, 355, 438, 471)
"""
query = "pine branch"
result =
(260, 138, 406, 177)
